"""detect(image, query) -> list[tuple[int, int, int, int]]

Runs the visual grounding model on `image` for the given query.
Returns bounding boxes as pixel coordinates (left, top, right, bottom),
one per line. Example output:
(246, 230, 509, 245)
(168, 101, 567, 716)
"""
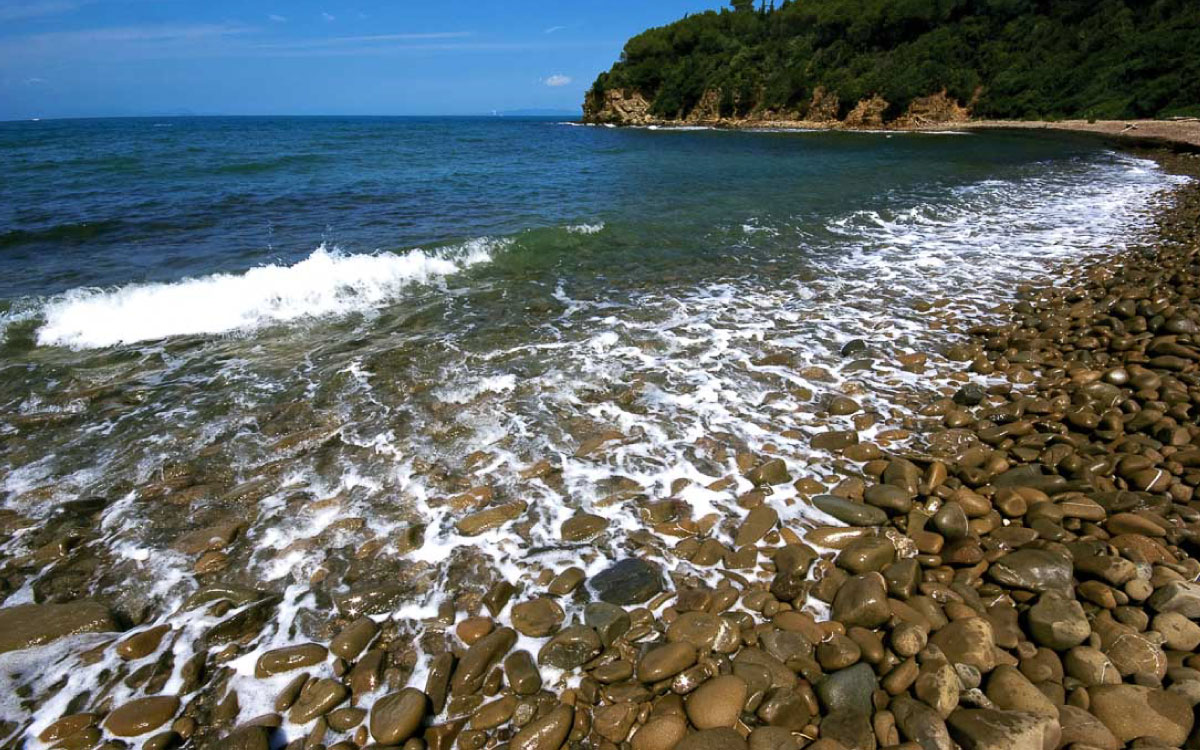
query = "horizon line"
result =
(1, 112, 586, 124)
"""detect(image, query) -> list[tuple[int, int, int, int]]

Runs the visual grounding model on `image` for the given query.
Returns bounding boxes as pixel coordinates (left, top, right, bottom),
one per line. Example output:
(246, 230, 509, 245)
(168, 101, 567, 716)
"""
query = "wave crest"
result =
(37, 240, 499, 349)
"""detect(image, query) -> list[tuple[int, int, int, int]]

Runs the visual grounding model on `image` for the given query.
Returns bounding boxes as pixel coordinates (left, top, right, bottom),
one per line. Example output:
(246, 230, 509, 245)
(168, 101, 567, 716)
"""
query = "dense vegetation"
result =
(587, 0, 1200, 122)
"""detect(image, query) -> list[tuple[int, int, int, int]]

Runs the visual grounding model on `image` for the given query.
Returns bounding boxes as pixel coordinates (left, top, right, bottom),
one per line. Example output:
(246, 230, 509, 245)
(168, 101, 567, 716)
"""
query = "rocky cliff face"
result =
(583, 88, 973, 129)
(583, 89, 655, 125)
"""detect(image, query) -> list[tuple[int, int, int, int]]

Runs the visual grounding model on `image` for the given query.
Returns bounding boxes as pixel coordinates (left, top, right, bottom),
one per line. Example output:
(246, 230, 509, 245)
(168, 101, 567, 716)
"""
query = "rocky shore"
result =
(583, 89, 1200, 152)
(8, 150, 1200, 750)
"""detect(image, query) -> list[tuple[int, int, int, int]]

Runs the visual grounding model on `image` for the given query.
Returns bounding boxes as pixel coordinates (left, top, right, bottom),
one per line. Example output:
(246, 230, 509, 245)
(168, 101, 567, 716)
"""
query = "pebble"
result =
(330, 616, 378, 660)
(638, 642, 698, 682)
(812, 495, 887, 526)
(561, 513, 609, 541)
(830, 573, 890, 628)
(987, 548, 1074, 592)
(289, 678, 347, 723)
(370, 688, 428, 744)
(632, 715, 688, 750)
(930, 617, 997, 674)
(539, 625, 602, 669)
(452, 627, 516, 696)
(684, 675, 747, 728)
(255, 643, 328, 677)
(1027, 591, 1090, 649)
(103, 696, 180, 737)
(590, 558, 664, 605)
(511, 704, 574, 750)
(511, 597, 565, 637)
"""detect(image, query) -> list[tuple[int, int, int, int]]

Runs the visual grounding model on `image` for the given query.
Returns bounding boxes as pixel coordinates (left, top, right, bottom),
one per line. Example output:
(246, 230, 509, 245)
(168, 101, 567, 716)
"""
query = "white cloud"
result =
(544, 74, 571, 87)
(24, 76, 48, 86)
(544, 25, 566, 34)
(321, 12, 335, 22)
(268, 14, 287, 23)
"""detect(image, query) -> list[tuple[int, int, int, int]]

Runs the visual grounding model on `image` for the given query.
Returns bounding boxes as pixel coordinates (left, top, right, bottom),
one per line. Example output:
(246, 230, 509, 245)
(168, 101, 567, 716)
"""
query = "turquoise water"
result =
(0, 117, 1185, 741)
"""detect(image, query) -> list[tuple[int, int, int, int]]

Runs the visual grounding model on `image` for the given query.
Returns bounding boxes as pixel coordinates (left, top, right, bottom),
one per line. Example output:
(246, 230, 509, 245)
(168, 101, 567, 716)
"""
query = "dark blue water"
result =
(0, 116, 1185, 742)
(0, 116, 1126, 300)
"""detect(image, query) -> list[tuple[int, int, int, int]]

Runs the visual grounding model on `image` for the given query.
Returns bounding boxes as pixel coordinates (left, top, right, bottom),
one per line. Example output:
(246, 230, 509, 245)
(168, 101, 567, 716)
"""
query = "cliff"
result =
(583, 88, 971, 130)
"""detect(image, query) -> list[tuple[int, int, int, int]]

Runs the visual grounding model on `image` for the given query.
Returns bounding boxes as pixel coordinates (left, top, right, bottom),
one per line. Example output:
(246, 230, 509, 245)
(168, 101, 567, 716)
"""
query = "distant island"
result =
(584, 0, 1200, 128)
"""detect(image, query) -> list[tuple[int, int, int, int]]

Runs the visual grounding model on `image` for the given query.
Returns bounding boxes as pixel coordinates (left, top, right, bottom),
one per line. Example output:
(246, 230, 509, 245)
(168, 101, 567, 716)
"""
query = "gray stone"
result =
(590, 558, 663, 605)
(1148, 581, 1200, 618)
(1027, 591, 1089, 650)
(816, 662, 877, 716)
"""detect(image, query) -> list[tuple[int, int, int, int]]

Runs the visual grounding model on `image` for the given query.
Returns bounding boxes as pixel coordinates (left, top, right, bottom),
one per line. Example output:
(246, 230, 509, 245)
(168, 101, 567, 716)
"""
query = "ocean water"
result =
(0, 116, 1187, 742)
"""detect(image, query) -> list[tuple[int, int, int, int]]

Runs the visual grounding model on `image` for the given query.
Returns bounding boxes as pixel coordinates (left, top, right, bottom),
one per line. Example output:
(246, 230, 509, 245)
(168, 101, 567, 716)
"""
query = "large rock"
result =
(735, 506, 779, 547)
(947, 709, 1061, 750)
(813, 495, 887, 526)
(1148, 581, 1200, 618)
(891, 695, 953, 750)
(511, 704, 574, 750)
(0, 601, 117, 653)
(1026, 591, 1089, 650)
(1056, 705, 1119, 750)
(539, 625, 602, 669)
(511, 598, 565, 637)
(930, 617, 996, 673)
(686, 675, 748, 729)
(830, 573, 890, 628)
(1152, 611, 1200, 651)
(816, 662, 877, 716)
(987, 549, 1073, 593)
(984, 666, 1058, 718)
(1088, 684, 1194, 746)
(370, 689, 428, 745)
(637, 642, 698, 682)
(632, 715, 688, 750)
(104, 696, 180, 737)
(451, 627, 517, 696)
(590, 559, 663, 605)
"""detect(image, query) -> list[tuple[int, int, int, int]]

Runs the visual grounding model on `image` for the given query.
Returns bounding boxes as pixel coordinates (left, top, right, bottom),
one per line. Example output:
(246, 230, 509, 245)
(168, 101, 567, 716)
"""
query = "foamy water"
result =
(0, 136, 1188, 746)
(36, 239, 501, 348)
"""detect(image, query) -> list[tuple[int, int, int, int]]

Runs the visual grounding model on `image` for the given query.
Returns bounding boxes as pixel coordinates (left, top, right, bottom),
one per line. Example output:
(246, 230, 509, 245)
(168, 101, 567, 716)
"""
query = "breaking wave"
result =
(35, 239, 501, 348)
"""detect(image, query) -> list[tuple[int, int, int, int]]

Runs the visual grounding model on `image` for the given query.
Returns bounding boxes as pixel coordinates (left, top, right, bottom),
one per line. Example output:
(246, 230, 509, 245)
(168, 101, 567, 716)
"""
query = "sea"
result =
(0, 116, 1187, 742)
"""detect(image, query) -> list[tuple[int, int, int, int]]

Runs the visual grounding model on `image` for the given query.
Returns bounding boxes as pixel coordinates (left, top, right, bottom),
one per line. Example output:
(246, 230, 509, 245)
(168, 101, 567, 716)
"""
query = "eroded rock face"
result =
(893, 90, 972, 127)
(583, 89, 654, 125)
(806, 86, 841, 122)
(582, 84, 973, 131)
(843, 95, 889, 128)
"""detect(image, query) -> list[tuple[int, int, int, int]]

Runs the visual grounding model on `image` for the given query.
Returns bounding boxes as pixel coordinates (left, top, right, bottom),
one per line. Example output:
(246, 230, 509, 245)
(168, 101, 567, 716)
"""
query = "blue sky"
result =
(0, 0, 727, 120)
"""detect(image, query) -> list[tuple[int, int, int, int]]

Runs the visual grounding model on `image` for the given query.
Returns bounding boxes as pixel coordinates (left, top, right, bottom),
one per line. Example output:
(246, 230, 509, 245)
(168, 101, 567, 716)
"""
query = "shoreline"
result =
(591, 117, 1200, 151)
(6, 147, 1200, 750)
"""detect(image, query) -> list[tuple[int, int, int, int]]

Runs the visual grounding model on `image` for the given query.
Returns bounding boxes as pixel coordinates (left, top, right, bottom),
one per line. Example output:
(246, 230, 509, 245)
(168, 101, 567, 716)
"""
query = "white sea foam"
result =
(35, 239, 501, 349)
(566, 222, 605, 234)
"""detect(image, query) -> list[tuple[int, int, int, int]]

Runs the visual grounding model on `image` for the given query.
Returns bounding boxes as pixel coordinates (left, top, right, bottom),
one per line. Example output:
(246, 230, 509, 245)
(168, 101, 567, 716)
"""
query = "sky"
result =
(0, 0, 728, 120)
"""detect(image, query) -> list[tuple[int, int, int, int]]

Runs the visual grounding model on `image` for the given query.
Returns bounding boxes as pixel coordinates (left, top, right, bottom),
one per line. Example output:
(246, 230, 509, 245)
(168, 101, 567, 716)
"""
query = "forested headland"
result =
(584, 0, 1200, 126)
